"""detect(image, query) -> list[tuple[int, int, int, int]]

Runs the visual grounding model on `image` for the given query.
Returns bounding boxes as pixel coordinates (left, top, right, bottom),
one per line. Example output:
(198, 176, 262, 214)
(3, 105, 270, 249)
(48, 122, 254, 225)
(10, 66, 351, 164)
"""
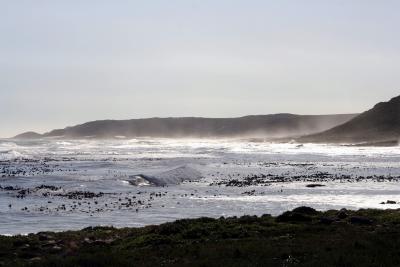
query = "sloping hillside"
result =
(300, 95, 400, 144)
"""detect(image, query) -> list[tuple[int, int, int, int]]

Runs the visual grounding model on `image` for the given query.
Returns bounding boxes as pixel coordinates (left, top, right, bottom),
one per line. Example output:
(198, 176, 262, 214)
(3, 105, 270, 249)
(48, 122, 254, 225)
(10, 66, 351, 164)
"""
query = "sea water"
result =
(0, 138, 399, 235)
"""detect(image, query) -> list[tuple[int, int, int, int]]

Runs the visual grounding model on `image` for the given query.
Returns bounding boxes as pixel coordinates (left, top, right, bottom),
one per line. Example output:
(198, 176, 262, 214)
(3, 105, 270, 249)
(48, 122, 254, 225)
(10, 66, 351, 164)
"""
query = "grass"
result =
(2, 207, 400, 266)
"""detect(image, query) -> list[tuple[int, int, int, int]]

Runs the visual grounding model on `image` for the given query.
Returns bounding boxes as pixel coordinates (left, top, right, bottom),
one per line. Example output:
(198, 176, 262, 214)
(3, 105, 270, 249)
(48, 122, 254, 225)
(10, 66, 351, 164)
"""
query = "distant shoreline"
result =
(4, 137, 399, 147)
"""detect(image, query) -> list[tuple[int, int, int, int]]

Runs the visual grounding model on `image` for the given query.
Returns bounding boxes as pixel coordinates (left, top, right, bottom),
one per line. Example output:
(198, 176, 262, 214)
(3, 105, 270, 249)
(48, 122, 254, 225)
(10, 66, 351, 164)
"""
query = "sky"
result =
(1, 0, 399, 137)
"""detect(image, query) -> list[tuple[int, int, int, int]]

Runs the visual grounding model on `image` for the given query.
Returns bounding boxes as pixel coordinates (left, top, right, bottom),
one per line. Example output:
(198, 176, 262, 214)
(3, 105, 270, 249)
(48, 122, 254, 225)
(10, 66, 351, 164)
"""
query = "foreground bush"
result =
(2, 207, 400, 266)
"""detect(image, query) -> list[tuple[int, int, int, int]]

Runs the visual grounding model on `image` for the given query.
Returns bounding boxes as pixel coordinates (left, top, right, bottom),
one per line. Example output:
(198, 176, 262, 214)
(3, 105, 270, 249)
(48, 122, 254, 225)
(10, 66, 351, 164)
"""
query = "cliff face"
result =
(14, 114, 357, 139)
(300, 95, 400, 144)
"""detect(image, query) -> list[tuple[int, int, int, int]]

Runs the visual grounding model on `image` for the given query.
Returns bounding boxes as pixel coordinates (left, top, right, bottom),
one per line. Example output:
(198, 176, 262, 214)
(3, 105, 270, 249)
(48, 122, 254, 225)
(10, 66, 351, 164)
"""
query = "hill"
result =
(14, 114, 357, 139)
(300, 95, 400, 144)
(13, 131, 42, 139)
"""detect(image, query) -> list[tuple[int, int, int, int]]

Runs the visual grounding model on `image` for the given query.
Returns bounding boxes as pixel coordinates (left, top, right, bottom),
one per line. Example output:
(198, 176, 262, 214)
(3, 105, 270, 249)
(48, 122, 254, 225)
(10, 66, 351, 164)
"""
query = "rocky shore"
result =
(2, 207, 400, 266)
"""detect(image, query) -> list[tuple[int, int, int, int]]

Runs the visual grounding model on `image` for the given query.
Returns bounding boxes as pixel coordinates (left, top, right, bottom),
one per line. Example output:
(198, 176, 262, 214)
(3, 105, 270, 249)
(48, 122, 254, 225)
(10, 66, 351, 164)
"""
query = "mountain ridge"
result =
(14, 113, 357, 140)
(299, 95, 400, 144)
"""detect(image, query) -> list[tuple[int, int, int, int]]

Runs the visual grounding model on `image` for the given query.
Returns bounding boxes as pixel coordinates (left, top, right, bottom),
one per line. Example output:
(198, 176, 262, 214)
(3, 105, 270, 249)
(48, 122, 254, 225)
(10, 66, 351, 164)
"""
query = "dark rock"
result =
(306, 184, 325, 188)
(276, 211, 312, 223)
(292, 206, 318, 215)
(337, 209, 348, 219)
(238, 215, 258, 224)
(38, 233, 54, 241)
(276, 207, 319, 223)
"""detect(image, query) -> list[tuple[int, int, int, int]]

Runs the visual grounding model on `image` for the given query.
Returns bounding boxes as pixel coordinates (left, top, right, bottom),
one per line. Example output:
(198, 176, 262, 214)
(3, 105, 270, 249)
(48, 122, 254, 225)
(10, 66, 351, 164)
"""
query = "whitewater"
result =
(0, 138, 399, 235)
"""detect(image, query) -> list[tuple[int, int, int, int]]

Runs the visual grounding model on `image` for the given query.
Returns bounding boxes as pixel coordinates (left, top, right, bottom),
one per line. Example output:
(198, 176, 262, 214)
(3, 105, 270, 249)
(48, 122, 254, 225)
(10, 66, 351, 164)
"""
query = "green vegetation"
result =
(2, 207, 400, 266)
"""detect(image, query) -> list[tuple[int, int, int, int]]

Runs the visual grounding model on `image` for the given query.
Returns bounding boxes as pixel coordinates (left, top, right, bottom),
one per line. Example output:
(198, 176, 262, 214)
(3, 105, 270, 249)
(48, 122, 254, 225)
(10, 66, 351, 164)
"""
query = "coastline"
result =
(2, 207, 400, 266)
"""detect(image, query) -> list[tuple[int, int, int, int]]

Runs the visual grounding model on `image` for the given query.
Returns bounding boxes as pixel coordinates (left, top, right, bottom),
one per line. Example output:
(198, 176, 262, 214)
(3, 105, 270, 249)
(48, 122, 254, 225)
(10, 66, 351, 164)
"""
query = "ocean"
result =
(1, 138, 399, 235)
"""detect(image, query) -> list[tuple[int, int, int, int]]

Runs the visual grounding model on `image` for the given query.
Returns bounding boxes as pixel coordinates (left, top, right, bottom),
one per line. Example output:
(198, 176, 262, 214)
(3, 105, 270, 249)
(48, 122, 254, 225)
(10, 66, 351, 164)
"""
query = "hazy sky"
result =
(1, 1, 399, 137)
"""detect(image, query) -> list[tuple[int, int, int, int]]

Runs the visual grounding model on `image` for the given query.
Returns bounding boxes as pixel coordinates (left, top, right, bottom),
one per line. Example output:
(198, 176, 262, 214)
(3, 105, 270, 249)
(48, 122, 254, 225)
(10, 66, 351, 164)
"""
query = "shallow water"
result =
(0, 138, 399, 235)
